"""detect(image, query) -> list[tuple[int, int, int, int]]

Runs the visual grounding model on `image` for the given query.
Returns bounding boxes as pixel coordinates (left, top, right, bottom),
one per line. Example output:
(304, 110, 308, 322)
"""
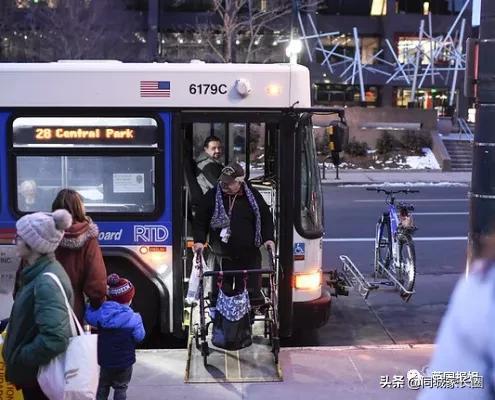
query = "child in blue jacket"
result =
(85, 273, 145, 400)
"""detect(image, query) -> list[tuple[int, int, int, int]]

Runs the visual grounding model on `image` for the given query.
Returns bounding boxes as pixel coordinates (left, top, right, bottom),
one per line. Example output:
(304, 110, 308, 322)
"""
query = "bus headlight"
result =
(293, 270, 322, 290)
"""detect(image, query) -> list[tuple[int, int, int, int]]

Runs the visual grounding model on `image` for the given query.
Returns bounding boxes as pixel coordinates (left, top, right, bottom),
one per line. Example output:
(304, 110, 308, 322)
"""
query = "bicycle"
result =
(366, 188, 418, 300)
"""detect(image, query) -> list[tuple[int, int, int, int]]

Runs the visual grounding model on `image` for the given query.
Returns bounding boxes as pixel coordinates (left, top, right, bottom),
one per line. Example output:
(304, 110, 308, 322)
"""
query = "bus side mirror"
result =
(464, 37, 479, 100)
(325, 121, 349, 153)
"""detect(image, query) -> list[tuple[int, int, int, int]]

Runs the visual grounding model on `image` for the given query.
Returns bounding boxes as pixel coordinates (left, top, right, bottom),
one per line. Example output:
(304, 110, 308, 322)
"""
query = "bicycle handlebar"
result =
(366, 188, 419, 195)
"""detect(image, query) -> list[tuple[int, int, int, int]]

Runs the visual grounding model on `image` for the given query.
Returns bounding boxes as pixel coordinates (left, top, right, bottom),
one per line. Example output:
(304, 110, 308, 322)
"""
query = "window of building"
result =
(16, 0, 58, 8)
(396, 35, 436, 65)
(396, 0, 463, 15)
(371, 0, 387, 15)
(162, 0, 213, 11)
(319, 0, 374, 16)
(314, 83, 380, 107)
(395, 87, 452, 115)
(158, 32, 286, 63)
(316, 35, 380, 65)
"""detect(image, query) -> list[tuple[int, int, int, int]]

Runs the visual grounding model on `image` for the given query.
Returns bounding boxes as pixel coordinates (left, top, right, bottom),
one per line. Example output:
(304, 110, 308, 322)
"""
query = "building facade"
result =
(0, 0, 472, 115)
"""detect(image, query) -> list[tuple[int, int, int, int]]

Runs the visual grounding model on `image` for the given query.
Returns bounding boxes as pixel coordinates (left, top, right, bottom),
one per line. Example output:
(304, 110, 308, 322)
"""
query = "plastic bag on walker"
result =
(185, 252, 210, 304)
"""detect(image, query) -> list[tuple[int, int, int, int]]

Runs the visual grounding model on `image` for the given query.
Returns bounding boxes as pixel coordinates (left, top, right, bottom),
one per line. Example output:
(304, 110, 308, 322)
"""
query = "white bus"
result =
(0, 61, 344, 346)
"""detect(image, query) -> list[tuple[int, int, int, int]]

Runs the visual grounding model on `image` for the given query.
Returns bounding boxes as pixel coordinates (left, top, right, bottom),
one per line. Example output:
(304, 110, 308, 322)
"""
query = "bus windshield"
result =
(12, 116, 161, 215)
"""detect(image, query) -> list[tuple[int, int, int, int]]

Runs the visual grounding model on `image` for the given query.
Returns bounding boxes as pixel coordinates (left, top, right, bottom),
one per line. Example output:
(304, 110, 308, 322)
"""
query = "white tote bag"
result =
(37, 272, 99, 400)
(185, 252, 211, 304)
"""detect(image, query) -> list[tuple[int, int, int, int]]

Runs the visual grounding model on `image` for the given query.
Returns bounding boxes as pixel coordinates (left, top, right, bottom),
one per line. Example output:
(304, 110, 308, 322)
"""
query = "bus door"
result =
(178, 111, 286, 324)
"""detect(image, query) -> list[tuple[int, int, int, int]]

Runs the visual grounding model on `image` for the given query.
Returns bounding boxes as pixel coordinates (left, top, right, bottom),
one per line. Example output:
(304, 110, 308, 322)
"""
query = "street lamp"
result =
(285, 38, 302, 64)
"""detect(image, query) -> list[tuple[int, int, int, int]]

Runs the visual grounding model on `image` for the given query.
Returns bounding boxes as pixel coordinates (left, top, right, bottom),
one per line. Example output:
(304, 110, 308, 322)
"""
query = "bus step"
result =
(338, 255, 379, 300)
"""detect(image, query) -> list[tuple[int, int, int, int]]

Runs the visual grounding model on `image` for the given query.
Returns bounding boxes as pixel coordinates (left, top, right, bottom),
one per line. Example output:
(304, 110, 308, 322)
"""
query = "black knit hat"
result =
(219, 163, 245, 184)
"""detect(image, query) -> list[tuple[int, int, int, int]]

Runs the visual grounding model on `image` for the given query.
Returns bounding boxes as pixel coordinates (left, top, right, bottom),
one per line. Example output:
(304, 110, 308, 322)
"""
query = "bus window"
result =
(16, 156, 156, 213)
(298, 118, 324, 237)
(189, 121, 266, 180)
(12, 116, 161, 215)
(249, 123, 266, 179)
(192, 122, 226, 165)
(229, 122, 246, 166)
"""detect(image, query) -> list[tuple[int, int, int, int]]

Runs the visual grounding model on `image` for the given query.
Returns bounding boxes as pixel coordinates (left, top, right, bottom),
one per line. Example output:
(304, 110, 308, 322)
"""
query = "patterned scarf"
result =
(210, 182, 262, 247)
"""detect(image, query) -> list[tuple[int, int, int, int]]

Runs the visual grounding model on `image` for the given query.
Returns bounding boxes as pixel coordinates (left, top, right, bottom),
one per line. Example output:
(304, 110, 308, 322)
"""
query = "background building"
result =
(0, 0, 472, 116)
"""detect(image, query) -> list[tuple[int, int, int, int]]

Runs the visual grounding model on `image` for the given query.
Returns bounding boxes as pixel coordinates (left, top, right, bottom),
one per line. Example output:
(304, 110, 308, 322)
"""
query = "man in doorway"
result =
(196, 136, 224, 194)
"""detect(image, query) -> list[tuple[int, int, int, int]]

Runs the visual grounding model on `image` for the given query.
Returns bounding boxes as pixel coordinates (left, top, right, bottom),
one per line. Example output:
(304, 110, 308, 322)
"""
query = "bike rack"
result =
(339, 255, 415, 301)
(375, 259, 415, 302)
(339, 255, 379, 299)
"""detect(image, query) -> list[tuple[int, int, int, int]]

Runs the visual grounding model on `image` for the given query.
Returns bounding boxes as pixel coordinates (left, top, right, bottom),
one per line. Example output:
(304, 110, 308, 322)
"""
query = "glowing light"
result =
(266, 84, 282, 96)
(293, 270, 322, 290)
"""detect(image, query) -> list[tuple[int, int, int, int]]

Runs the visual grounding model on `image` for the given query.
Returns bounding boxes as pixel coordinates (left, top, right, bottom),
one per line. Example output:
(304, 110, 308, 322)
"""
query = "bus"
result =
(0, 62, 343, 346)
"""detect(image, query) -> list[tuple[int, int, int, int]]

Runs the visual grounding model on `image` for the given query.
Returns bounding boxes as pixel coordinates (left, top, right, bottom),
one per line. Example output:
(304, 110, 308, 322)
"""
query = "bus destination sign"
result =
(34, 127, 135, 141)
(13, 117, 159, 147)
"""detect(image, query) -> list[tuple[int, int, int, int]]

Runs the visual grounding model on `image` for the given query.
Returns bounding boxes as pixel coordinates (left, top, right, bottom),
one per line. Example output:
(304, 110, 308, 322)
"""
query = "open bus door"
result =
(178, 111, 292, 336)
(177, 108, 347, 340)
(176, 109, 345, 337)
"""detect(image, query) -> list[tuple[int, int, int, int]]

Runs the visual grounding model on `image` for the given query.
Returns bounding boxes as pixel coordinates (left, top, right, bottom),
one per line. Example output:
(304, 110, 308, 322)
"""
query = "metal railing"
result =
(458, 117, 474, 141)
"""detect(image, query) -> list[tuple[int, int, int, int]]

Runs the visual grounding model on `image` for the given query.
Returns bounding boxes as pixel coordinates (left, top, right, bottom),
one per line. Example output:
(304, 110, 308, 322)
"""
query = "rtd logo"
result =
(134, 225, 169, 243)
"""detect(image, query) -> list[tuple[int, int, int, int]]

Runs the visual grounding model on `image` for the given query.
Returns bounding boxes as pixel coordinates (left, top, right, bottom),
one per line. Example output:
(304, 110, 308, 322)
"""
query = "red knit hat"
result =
(107, 273, 135, 304)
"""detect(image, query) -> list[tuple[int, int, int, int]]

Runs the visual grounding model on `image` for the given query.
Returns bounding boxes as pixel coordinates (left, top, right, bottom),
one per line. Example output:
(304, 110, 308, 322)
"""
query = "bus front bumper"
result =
(293, 285, 332, 329)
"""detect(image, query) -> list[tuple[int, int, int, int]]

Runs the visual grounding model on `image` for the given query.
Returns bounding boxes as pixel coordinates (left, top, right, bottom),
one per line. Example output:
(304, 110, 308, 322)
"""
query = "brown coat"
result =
(55, 221, 107, 323)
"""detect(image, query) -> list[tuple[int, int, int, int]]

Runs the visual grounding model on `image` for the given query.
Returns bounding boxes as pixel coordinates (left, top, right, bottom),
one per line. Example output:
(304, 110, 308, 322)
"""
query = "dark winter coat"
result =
(2, 255, 74, 387)
(195, 152, 224, 194)
(193, 184, 274, 257)
(55, 220, 107, 323)
(85, 301, 145, 369)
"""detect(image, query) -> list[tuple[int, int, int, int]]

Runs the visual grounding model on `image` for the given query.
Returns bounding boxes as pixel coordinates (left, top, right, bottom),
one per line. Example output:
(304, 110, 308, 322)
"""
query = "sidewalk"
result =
(129, 344, 433, 400)
(321, 169, 471, 186)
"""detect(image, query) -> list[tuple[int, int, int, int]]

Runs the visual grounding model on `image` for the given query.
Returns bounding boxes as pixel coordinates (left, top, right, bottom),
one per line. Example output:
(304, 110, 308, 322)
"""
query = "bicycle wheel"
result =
(398, 238, 416, 295)
(374, 217, 391, 278)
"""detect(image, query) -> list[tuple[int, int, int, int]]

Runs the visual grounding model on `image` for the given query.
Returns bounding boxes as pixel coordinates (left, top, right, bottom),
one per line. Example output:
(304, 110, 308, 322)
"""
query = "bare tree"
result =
(0, 2, 20, 60)
(19, 0, 147, 61)
(192, 0, 318, 63)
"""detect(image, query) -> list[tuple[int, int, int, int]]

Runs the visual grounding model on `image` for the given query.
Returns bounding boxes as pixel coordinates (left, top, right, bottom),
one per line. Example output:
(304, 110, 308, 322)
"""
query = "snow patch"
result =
(404, 148, 441, 169)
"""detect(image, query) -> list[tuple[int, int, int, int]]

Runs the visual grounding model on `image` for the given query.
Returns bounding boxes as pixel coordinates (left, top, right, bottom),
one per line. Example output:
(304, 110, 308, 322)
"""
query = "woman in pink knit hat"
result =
(3, 209, 73, 400)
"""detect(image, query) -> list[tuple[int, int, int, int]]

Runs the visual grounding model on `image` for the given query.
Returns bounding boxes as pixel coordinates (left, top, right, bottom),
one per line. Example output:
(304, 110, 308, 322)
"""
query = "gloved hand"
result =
(264, 240, 275, 252)
(193, 242, 204, 254)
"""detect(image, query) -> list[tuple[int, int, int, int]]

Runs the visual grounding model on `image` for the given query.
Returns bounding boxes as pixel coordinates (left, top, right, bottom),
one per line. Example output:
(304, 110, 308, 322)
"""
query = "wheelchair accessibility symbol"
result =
(294, 242, 305, 261)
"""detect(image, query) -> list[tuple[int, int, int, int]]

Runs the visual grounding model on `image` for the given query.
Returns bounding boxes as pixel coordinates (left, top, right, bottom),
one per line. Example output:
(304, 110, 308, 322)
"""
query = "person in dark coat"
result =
(193, 162, 275, 296)
(85, 273, 145, 400)
(2, 209, 74, 400)
(52, 188, 107, 323)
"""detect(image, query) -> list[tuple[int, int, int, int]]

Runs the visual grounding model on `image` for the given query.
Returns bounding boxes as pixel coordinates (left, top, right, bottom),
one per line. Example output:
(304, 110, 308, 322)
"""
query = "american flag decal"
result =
(140, 81, 171, 97)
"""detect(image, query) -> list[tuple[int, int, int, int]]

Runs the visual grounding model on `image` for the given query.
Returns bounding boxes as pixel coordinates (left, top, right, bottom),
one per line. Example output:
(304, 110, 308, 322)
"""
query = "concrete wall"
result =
(313, 106, 437, 148)
(312, 106, 449, 167)
(431, 132, 452, 171)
